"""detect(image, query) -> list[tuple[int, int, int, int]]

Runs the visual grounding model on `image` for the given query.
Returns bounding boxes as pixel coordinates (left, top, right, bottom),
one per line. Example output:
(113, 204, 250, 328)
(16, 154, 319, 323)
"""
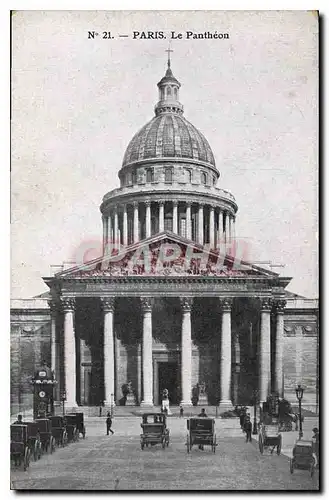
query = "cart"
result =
(35, 418, 55, 453)
(10, 424, 31, 471)
(65, 414, 80, 443)
(24, 421, 42, 461)
(258, 423, 282, 455)
(186, 417, 217, 453)
(290, 440, 316, 477)
(50, 416, 68, 447)
(66, 412, 86, 439)
(140, 413, 170, 450)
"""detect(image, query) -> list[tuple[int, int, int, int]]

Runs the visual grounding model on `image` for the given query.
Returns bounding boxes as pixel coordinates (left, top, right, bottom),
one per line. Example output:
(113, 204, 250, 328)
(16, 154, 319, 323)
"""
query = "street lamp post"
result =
(61, 391, 66, 417)
(295, 385, 304, 440)
(252, 389, 258, 435)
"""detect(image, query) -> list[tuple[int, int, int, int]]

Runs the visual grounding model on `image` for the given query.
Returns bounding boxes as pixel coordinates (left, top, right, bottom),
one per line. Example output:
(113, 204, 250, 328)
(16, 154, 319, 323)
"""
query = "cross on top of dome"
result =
(155, 47, 183, 116)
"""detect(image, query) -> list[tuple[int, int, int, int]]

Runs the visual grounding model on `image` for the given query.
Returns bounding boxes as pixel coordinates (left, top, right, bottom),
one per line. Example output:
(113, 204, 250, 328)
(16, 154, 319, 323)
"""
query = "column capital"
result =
(172, 200, 178, 207)
(60, 298, 75, 312)
(100, 297, 115, 313)
(158, 200, 165, 206)
(220, 298, 233, 311)
(145, 200, 151, 207)
(198, 202, 205, 208)
(140, 296, 153, 312)
(47, 300, 59, 315)
(185, 201, 191, 208)
(260, 297, 273, 312)
(133, 201, 139, 208)
(180, 297, 193, 312)
(272, 299, 287, 313)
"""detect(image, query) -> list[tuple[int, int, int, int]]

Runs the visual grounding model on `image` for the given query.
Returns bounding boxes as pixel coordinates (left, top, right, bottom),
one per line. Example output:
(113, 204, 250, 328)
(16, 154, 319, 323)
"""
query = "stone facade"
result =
(10, 58, 318, 414)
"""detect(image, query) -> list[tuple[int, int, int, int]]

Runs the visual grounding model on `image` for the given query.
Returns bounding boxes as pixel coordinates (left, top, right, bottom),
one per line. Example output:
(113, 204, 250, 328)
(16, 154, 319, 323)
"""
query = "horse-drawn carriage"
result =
(66, 412, 86, 439)
(186, 417, 217, 453)
(258, 423, 282, 455)
(50, 416, 68, 447)
(35, 418, 55, 453)
(290, 440, 316, 477)
(64, 414, 80, 443)
(140, 413, 170, 450)
(10, 424, 31, 471)
(24, 421, 42, 461)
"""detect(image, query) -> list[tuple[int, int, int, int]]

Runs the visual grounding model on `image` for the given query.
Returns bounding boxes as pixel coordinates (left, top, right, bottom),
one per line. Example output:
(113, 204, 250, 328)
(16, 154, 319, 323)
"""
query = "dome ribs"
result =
(171, 115, 182, 157)
(143, 115, 162, 159)
(155, 115, 166, 157)
(162, 115, 175, 157)
(122, 114, 216, 168)
(176, 115, 194, 160)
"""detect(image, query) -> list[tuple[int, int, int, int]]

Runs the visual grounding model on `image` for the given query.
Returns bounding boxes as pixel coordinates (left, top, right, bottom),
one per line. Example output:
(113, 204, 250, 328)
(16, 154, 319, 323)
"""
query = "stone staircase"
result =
(59, 405, 239, 419)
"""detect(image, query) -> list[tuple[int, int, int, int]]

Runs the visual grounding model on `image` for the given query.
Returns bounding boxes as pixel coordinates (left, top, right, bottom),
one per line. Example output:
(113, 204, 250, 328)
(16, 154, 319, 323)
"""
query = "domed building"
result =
(10, 57, 319, 416)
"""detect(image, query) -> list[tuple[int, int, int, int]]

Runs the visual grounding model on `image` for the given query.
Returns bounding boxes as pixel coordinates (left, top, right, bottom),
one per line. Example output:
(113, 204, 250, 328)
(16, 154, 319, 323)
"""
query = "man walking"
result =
(244, 415, 252, 442)
(106, 412, 114, 436)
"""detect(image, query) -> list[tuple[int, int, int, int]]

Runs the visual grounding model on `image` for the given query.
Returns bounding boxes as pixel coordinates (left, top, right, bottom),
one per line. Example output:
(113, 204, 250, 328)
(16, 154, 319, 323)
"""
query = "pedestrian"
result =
(179, 405, 184, 418)
(244, 416, 252, 442)
(13, 414, 23, 424)
(106, 412, 114, 435)
(197, 408, 208, 449)
(198, 408, 208, 417)
(240, 409, 246, 430)
(312, 427, 319, 467)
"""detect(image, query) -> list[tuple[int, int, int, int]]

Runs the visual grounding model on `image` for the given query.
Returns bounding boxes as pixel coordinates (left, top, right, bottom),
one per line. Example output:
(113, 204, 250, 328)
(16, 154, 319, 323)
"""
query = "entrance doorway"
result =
(158, 362, 179, 405)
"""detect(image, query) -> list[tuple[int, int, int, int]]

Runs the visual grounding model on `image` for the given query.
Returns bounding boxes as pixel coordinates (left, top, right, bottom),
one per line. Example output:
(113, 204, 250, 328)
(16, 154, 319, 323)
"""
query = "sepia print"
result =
(10, 10, 319, 490)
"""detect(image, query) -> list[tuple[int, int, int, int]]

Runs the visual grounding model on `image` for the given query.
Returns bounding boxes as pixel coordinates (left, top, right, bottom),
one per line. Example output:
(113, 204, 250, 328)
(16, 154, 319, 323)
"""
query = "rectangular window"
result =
(164, 218, 173, 232)
(180, 218, 186, 238)
(146, 168, 154, 183)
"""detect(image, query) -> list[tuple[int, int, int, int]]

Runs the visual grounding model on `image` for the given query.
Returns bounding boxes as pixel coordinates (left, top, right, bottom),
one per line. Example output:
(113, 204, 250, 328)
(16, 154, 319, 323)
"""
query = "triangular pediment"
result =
(54, 232, 279, 279)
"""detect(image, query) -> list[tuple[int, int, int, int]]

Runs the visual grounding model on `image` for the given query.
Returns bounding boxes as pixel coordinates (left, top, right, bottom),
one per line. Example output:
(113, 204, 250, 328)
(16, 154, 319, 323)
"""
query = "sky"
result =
(11, 10, 318, 299)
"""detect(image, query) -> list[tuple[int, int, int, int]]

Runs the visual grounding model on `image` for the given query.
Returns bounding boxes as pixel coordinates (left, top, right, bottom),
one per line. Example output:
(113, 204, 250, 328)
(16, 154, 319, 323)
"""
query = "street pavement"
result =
(11, 417, 319, 491)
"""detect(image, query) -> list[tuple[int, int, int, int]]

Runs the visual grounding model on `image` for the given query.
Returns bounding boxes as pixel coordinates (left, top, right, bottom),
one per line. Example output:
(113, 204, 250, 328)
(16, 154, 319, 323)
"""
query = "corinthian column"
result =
(186, 203, 191, 240)
(123, 205, 128, 246)
(114, 208, 119, 244)
(140, 297, 153, 407)
(198, 204, 204, 245)
(133, 202, 139, 243)
(274, 299, 286, 397)
(145, 201, 151, 238)
(61, 298, 77, 408)
(159, 201, 165, 233)
(102, 215, 108, 255)
(219, 298, 233, 410)
(259, 298, 272, 402)
(209, 205, 215, 248)
(101, 297, 115, 405)
(48, 300, 59, 400)
(180, 297, 193, 407)
(173, 201, 178, 234)
(217, 209, 223, 247)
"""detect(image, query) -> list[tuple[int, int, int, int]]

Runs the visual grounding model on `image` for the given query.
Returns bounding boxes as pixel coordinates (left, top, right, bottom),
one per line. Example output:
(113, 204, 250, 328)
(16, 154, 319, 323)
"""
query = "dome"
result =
(122, 113, 216, 168)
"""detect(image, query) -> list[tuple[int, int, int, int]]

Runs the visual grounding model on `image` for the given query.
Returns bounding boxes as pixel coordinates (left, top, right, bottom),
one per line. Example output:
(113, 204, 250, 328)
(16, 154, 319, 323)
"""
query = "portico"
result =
(45, 234, 289, 411)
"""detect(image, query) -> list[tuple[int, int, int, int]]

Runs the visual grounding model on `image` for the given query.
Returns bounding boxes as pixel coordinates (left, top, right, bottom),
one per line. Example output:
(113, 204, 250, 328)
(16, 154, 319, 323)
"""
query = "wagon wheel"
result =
(33, 441, 38, 461)
(82, 426, 86, 439)
(166, 434, 170, 447)
(277, 436, 282, 456)
(310, 456, 315, 477)
(290, 458, 294, 474)
(186, 434, 190, 453)
(50, 436, 56, 454)
(162, 437, 166, 449)
(212, 435, 217, 454)
(38, 440, 42, 460)
(62, 430, 68, 447)
(24, 447, 30, 471)
(141, 440, 144, 450)
(259, 435, 264, 454)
